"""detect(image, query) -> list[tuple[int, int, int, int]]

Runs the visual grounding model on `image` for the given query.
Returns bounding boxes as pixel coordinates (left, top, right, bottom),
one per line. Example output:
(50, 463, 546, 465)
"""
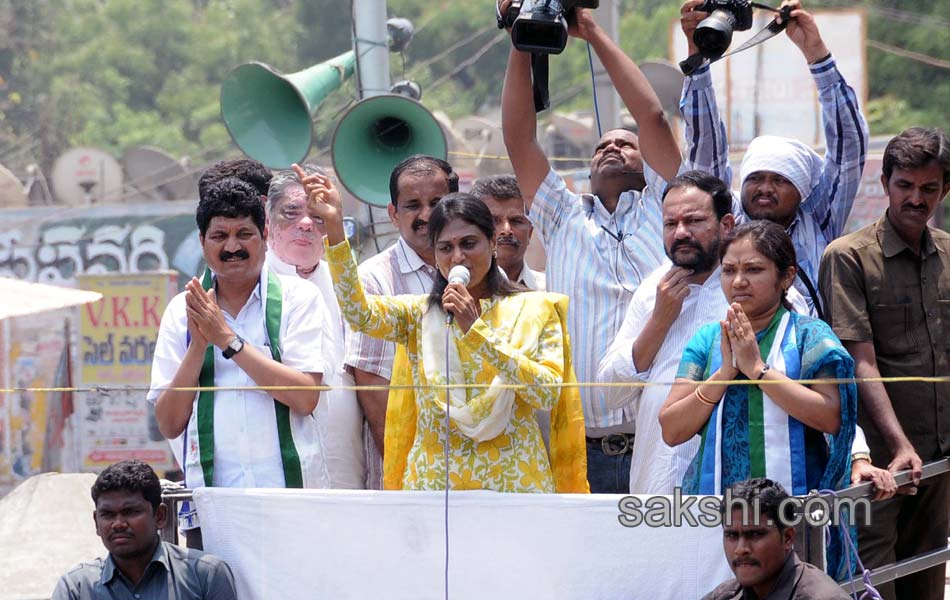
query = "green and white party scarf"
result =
(185, 268, 304, 488)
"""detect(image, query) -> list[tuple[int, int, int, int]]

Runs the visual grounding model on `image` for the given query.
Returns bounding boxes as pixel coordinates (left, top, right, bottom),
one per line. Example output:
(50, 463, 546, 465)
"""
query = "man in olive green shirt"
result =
(819, 126, 950, 600)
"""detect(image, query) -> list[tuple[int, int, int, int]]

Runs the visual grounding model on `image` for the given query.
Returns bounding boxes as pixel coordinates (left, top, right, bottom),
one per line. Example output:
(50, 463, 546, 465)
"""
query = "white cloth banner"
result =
(194, 488, 733, 599)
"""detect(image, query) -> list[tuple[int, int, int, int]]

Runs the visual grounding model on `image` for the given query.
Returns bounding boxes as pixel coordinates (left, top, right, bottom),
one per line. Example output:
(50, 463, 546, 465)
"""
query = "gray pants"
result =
(857, 470, 950, 600)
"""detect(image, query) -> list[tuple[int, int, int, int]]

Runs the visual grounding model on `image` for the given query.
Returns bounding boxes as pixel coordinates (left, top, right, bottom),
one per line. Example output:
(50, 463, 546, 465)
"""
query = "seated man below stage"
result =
(53, 460, 236, 600)
(703, 478, 850, 600)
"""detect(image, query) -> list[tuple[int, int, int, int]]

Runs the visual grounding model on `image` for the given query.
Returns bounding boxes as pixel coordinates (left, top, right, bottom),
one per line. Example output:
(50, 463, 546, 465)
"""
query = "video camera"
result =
(499, 0, 599, 55)
(497, 0, 599, 112)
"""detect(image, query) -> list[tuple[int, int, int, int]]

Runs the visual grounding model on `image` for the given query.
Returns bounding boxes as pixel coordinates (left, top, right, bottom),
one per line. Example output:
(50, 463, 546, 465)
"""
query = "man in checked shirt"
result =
(678, 0, 869, 319)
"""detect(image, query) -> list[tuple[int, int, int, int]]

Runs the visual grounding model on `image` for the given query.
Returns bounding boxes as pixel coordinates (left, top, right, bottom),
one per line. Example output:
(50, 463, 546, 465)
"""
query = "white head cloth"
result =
(740, 135, 824, 203)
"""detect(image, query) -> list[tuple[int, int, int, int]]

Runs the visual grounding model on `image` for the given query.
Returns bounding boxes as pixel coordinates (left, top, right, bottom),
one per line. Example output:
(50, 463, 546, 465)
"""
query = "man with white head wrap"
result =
(678, 0, 869, 318)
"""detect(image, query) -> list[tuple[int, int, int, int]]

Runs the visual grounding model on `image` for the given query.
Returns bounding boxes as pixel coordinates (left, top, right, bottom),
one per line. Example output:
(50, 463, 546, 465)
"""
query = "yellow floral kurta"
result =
(326, 240, 566, 492)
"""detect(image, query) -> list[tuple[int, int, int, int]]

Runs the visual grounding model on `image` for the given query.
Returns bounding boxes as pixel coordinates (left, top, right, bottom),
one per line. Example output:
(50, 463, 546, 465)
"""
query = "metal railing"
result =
(793, 457, 950, 592)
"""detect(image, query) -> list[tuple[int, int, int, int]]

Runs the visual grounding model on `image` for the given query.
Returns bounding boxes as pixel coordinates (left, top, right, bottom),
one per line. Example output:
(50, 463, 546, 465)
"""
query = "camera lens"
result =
(694, 10, 738, 59)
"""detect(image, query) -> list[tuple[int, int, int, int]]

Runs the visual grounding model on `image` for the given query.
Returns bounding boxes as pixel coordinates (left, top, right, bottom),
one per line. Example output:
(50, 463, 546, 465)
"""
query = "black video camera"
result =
(693, 0, 754, 59)
(500, 0, 600, 55)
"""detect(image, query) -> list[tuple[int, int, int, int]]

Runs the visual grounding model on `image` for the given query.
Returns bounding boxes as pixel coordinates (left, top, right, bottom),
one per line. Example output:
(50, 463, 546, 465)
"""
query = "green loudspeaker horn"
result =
(220, 51, 356, 169)
(331, 94, 448, 208)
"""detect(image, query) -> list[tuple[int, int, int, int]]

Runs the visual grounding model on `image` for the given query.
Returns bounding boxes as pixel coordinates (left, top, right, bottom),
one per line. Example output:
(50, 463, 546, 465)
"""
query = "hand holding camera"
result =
(498, 0, 600, 55)
(779, 1, 829, 64)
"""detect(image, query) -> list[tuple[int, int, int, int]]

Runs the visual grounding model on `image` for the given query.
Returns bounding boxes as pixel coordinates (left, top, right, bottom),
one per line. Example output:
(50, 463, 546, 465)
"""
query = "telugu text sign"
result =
(78, 272, 177, 471)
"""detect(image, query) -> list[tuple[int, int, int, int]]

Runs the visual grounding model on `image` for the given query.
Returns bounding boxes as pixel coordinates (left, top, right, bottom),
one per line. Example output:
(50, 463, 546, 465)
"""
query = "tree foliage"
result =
(0, 0, 945, 182)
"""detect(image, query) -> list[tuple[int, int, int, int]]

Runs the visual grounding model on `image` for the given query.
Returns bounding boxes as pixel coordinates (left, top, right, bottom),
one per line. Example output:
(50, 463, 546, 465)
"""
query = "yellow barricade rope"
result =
(2, 375, 950, 395)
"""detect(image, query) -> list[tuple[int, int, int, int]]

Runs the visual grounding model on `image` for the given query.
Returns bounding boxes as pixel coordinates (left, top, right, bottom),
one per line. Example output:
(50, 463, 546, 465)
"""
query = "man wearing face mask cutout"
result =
(265, 164, 366, 489)
(344, 154, 459, 488)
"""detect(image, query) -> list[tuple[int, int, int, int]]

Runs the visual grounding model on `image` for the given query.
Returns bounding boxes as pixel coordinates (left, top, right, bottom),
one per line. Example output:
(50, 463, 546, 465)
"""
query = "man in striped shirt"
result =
(501, 4, 682, 492)
(679, 0, 869, 318)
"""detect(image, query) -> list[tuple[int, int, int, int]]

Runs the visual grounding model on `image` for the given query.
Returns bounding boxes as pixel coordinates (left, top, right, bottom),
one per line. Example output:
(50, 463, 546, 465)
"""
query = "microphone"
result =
(445, 265, 471, 324)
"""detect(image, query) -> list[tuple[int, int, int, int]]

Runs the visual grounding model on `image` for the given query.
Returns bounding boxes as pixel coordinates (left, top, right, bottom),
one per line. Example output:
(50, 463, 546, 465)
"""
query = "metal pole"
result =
(591, 0, 622, 135)
(2, 319, 10, 481)
(352, 0, 391, 99)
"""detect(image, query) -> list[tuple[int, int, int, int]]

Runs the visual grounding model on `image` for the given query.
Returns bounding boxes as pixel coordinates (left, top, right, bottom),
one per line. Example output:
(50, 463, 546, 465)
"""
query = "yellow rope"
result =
(2, 375, 950, 394)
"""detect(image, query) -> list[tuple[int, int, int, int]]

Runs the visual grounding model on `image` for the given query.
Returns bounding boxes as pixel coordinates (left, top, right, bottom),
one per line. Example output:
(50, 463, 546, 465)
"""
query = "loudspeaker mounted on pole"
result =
(220, 43, 448, 207)
(220, 51, 356, 169)
(331, 94, 447, 208)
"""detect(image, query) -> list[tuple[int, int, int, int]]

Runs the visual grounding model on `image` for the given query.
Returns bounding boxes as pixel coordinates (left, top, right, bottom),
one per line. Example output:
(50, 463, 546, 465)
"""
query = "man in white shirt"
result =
(600, 171, 886, 495)
(148, 176, 331, 546)
(345, 154, 458, 488)
(264, 164, 366, 489)
(471, 174, 545, 291)
(598, 171, 735, 494)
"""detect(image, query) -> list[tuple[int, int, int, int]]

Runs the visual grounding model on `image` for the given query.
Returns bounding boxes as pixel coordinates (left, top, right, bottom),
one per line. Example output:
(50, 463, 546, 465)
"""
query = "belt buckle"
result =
(601, 433, 630, 456)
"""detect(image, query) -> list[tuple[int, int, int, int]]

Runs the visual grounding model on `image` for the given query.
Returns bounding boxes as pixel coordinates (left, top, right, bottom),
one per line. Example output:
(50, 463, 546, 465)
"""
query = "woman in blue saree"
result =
(659, 221, 857, 575)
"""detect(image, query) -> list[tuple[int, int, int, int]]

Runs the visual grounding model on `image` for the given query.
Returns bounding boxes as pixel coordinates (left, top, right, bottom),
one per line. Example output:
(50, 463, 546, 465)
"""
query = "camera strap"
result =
(679, 4, 792, 76)
(531, 53, 551, 112)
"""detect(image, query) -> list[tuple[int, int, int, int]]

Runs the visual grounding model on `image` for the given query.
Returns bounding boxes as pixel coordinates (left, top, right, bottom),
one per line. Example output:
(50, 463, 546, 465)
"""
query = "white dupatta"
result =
(420, 302, 532, 442)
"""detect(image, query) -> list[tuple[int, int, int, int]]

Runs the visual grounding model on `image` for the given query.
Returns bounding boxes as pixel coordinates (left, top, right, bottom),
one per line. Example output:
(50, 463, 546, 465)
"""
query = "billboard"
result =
(77, 272, 178, 472)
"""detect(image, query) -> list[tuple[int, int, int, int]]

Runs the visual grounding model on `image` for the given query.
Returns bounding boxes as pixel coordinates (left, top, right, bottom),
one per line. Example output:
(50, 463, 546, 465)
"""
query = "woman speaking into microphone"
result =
(295, 166, 587, 493)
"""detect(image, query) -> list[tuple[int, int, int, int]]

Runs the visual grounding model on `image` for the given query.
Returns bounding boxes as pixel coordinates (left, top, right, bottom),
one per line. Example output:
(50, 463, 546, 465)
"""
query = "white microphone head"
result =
(447, 265, 471, 286)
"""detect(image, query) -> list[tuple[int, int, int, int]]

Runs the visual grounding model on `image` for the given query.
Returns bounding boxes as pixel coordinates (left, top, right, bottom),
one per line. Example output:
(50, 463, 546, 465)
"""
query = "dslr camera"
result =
(500, 0, 600, 55)
(692, 0, 754, 59)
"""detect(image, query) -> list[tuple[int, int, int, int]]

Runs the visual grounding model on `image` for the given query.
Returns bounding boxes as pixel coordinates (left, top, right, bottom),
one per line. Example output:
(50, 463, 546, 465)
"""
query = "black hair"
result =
(882, 127, 950, 185)
(91, 459, 162, 511)
(426, 193, 526, 310)
(198, 158, 272, 198)
(388, 154, 459, 206)
(196, 177, 266, 236)
(662, 170, 733, 220)
(470, 174, 523, 202)
(719, 220, 796, 311)
(720, 478, 794, 530)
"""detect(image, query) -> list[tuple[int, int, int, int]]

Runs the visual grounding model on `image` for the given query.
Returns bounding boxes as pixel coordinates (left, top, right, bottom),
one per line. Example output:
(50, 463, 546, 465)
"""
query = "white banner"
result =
(194, 488, 733, 600)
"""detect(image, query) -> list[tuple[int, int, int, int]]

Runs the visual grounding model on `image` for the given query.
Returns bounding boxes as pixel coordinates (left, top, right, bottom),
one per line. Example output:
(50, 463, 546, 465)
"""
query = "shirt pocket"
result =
(869, 303, 918, 356)
(940, 299, 950, 350)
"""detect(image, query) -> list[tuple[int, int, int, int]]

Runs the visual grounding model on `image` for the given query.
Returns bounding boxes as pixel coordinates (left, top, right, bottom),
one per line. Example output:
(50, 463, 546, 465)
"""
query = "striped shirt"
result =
(344, 236, 437, 379)
(344, 236, 436, 490)
(680, 55, 869, 315)
(530, 167, 666, 429)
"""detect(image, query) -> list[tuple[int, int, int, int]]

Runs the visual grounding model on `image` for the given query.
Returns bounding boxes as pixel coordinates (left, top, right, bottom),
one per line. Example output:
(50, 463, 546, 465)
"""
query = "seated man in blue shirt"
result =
(53, 460, 236, 600)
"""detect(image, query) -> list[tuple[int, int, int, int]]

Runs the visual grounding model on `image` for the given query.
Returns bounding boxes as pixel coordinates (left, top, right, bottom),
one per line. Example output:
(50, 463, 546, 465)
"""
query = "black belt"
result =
(586, 433, 635, 456)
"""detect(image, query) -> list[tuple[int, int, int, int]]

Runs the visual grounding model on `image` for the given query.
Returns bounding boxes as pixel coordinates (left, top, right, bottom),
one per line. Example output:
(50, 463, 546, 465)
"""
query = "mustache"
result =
(670, 239, 703, 254)
(220, 249, 250, 261)
(496, 234, 520, 247)
(732, 559, 760, 568)
(411, 219, 428, 233)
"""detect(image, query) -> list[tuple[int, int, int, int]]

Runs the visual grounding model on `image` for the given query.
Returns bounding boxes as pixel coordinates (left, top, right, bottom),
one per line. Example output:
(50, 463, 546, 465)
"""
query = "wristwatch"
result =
(222, 335, 245, 359)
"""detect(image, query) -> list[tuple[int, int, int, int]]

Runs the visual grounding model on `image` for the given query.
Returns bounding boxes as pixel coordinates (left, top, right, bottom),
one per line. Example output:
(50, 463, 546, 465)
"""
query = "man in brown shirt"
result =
(819, 126, 950, 600)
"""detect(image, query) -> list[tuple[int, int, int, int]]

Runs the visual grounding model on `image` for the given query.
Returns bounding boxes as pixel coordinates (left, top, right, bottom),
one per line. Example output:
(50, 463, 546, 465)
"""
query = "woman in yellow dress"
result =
(296, 166, 586, 493)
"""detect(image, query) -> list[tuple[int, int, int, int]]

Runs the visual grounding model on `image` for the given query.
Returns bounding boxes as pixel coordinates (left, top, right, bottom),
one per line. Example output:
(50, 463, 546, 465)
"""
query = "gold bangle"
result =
(851, 452, 872, 465)
(695, 386, 717, 406)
